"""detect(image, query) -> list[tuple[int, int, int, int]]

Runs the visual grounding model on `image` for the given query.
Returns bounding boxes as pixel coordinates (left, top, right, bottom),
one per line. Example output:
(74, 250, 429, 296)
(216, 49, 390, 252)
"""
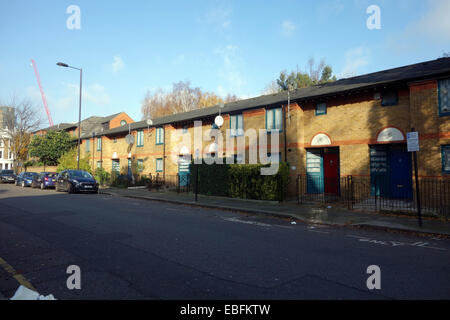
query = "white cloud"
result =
(215, 45, 246, 96)
(61, 82, 111, 107)
(340, 46, 370, 78)
(281, 20, 296, 37)
(412, 0, 450, 41)
(111, 55, 124, 73)
(316, 0, 345, 21)
(205, 6, 232, 30)
(387, 0, 450, 53)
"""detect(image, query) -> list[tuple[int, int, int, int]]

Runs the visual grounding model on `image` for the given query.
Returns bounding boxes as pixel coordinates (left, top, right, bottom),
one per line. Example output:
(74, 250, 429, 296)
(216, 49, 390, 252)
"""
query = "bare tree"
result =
(261, 80, 280, 95)
(0, 97, 42, 173)
(307, 57, 327, 83)
(141, 81, 239, 120)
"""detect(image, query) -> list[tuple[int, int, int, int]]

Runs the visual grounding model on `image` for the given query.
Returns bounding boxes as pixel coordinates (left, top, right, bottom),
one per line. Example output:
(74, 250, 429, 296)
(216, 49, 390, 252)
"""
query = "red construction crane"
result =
(31, 59, 54, 127)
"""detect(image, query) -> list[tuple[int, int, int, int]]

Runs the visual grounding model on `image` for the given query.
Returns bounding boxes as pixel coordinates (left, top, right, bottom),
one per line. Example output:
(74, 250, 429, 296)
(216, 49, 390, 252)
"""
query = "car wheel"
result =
(68, 184, 73, 194)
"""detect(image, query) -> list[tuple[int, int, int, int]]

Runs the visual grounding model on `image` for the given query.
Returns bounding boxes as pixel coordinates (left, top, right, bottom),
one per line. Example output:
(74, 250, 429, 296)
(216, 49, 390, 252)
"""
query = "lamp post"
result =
(57, 62, 82, 170)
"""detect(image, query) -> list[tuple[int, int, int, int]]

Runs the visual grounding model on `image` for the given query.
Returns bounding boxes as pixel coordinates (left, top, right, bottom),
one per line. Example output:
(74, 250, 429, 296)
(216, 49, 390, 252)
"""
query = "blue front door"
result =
(370, 146, 412, 199)
(306, 149, 324, 194)
(178, 155, 191, 187)
(389, 150, 413, 199)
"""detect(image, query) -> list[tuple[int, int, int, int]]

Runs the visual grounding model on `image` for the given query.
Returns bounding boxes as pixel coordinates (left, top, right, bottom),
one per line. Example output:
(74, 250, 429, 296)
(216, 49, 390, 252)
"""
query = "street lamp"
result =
(57, 62, 82, 170)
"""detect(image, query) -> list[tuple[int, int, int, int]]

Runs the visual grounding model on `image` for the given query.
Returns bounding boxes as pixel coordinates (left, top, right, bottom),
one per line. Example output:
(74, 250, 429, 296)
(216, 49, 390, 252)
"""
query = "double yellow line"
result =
(0, 256, 36, 292)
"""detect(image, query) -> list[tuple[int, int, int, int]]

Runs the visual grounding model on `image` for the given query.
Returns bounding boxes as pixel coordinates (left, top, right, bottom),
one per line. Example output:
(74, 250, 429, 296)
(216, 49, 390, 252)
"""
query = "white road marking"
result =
(346, 235, 447, 251)
(222, 217, 292, 229)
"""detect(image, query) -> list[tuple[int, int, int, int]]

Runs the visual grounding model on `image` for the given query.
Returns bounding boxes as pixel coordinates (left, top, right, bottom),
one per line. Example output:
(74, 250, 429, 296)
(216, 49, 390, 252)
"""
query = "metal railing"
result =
(297, 174, 450, 218)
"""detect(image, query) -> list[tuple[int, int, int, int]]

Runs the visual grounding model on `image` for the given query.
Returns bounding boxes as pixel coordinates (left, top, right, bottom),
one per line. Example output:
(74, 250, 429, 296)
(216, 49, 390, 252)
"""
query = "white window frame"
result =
(230, 114, 244, 137)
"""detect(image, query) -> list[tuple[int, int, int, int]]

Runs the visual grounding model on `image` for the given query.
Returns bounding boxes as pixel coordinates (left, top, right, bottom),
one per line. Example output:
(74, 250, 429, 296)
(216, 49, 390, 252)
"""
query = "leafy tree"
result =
(265, 58, 337, 93)
(56, 148, 92, 173)
(29, 130, 73, 166)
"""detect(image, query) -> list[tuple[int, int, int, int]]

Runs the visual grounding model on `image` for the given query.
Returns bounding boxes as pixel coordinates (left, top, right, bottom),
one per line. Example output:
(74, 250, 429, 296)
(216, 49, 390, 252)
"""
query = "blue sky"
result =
(0, 0, 449, 128)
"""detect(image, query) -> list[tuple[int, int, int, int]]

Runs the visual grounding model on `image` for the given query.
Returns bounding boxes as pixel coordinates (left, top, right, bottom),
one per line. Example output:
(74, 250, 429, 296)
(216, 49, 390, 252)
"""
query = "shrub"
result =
(94, 167, 110, 186)
(191, 162, 289, 201)
(57, 148, 92, 173)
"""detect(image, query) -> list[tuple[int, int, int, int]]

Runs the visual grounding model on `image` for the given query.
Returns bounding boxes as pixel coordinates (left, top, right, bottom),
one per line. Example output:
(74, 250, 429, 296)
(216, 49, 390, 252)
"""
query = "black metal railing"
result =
(297, 174, 450, 218)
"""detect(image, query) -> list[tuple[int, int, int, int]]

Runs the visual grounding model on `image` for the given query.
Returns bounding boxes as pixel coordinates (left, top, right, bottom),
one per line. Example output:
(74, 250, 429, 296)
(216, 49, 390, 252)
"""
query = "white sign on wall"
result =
(407, 132, 420, 152)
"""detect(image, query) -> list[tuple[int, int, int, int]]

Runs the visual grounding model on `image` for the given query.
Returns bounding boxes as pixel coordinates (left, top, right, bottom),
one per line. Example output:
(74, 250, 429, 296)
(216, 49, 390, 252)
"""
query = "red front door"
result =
(324, 153, 339, 195)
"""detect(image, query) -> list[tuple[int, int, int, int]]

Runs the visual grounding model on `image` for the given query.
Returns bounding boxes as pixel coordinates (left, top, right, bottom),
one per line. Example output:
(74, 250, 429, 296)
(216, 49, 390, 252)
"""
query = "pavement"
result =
(100, 187, 450, 237)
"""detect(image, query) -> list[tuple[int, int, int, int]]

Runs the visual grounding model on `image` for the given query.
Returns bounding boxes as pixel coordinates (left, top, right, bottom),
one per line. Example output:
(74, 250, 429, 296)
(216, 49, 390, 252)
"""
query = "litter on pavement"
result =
(10, 285, 56, 300)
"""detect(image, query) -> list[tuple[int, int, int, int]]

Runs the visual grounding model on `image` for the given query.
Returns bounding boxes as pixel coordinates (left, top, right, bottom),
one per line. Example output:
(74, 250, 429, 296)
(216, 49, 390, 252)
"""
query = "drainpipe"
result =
(163, 126, 166, 181)
(284, 95, 288, 163)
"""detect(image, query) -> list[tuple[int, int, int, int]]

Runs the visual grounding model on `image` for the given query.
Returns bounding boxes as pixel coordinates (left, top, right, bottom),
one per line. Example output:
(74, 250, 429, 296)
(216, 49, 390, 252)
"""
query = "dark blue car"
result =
(31, 172, 57, 189)
(55, 170, 99, 194)
(15, 172, 38, 187)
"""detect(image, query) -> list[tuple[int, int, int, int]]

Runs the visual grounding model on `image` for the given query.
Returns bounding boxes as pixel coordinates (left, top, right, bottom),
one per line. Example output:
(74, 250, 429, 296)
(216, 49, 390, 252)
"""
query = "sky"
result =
(0, 0, 449, 128)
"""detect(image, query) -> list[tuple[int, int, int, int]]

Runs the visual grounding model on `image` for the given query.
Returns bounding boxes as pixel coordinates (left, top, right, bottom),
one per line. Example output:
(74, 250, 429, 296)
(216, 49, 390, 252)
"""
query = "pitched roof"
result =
(92, 57, 450, 137)
(40, 123, 77, 132)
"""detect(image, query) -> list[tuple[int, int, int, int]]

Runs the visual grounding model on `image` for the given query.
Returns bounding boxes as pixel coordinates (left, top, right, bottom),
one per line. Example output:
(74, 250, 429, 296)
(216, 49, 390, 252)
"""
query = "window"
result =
(438, 79, 450, 116)
(442, 145, 450, 174)
(114, 137, 117, 143)
(137, 131, 144, 147)
(182, 126, 188, 134)
(266, 108, 282, 131)
(120, 120, 127, 126)
(315, 103, 327, 116)
(112, 159, 120, 173)
(9, 152, 12, 159)
(230, 114, 244, 137)
(156, 127, 164, 145)
(156, 158, 163, 172)
(97, 137, 102, 151)
(85, 139, 90, 152)
(137, 159, 144, 172)
(97, 161, 102, 169)
(0, 151, 2, 159)
(381, 90, 398, 106)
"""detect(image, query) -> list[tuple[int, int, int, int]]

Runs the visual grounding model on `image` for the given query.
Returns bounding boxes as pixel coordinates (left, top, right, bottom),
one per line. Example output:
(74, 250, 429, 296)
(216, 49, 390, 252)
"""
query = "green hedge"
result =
(190, 162, 289, 201)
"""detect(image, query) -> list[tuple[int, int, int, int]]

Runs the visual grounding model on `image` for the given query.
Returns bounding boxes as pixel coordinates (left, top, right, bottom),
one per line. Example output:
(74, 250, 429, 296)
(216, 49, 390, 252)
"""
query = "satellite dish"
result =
(125, 134, 134, 145)
(146, 119, 153, 126)
(214, 115, 224, 128)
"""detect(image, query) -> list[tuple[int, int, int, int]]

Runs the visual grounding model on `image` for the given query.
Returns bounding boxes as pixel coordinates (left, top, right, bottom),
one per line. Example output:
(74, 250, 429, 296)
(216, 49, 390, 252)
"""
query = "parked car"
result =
(15, 172, 38, 187)
(31, 172, 58, 189)
(0, 170, 16, 183)
(55, 170, 99, 194)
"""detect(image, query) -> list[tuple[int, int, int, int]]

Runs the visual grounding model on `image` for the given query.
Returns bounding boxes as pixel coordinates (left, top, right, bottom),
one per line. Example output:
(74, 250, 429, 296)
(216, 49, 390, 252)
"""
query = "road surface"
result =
(0, 183, 449, 299)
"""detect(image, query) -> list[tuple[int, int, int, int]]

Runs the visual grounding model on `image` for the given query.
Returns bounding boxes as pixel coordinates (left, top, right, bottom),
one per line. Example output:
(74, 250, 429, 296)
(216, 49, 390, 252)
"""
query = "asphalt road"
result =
(0, 183, 449, 300)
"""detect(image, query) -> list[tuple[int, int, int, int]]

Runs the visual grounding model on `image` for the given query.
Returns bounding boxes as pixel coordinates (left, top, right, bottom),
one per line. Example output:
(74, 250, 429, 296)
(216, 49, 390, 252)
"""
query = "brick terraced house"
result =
(77, 57, 450, 199)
